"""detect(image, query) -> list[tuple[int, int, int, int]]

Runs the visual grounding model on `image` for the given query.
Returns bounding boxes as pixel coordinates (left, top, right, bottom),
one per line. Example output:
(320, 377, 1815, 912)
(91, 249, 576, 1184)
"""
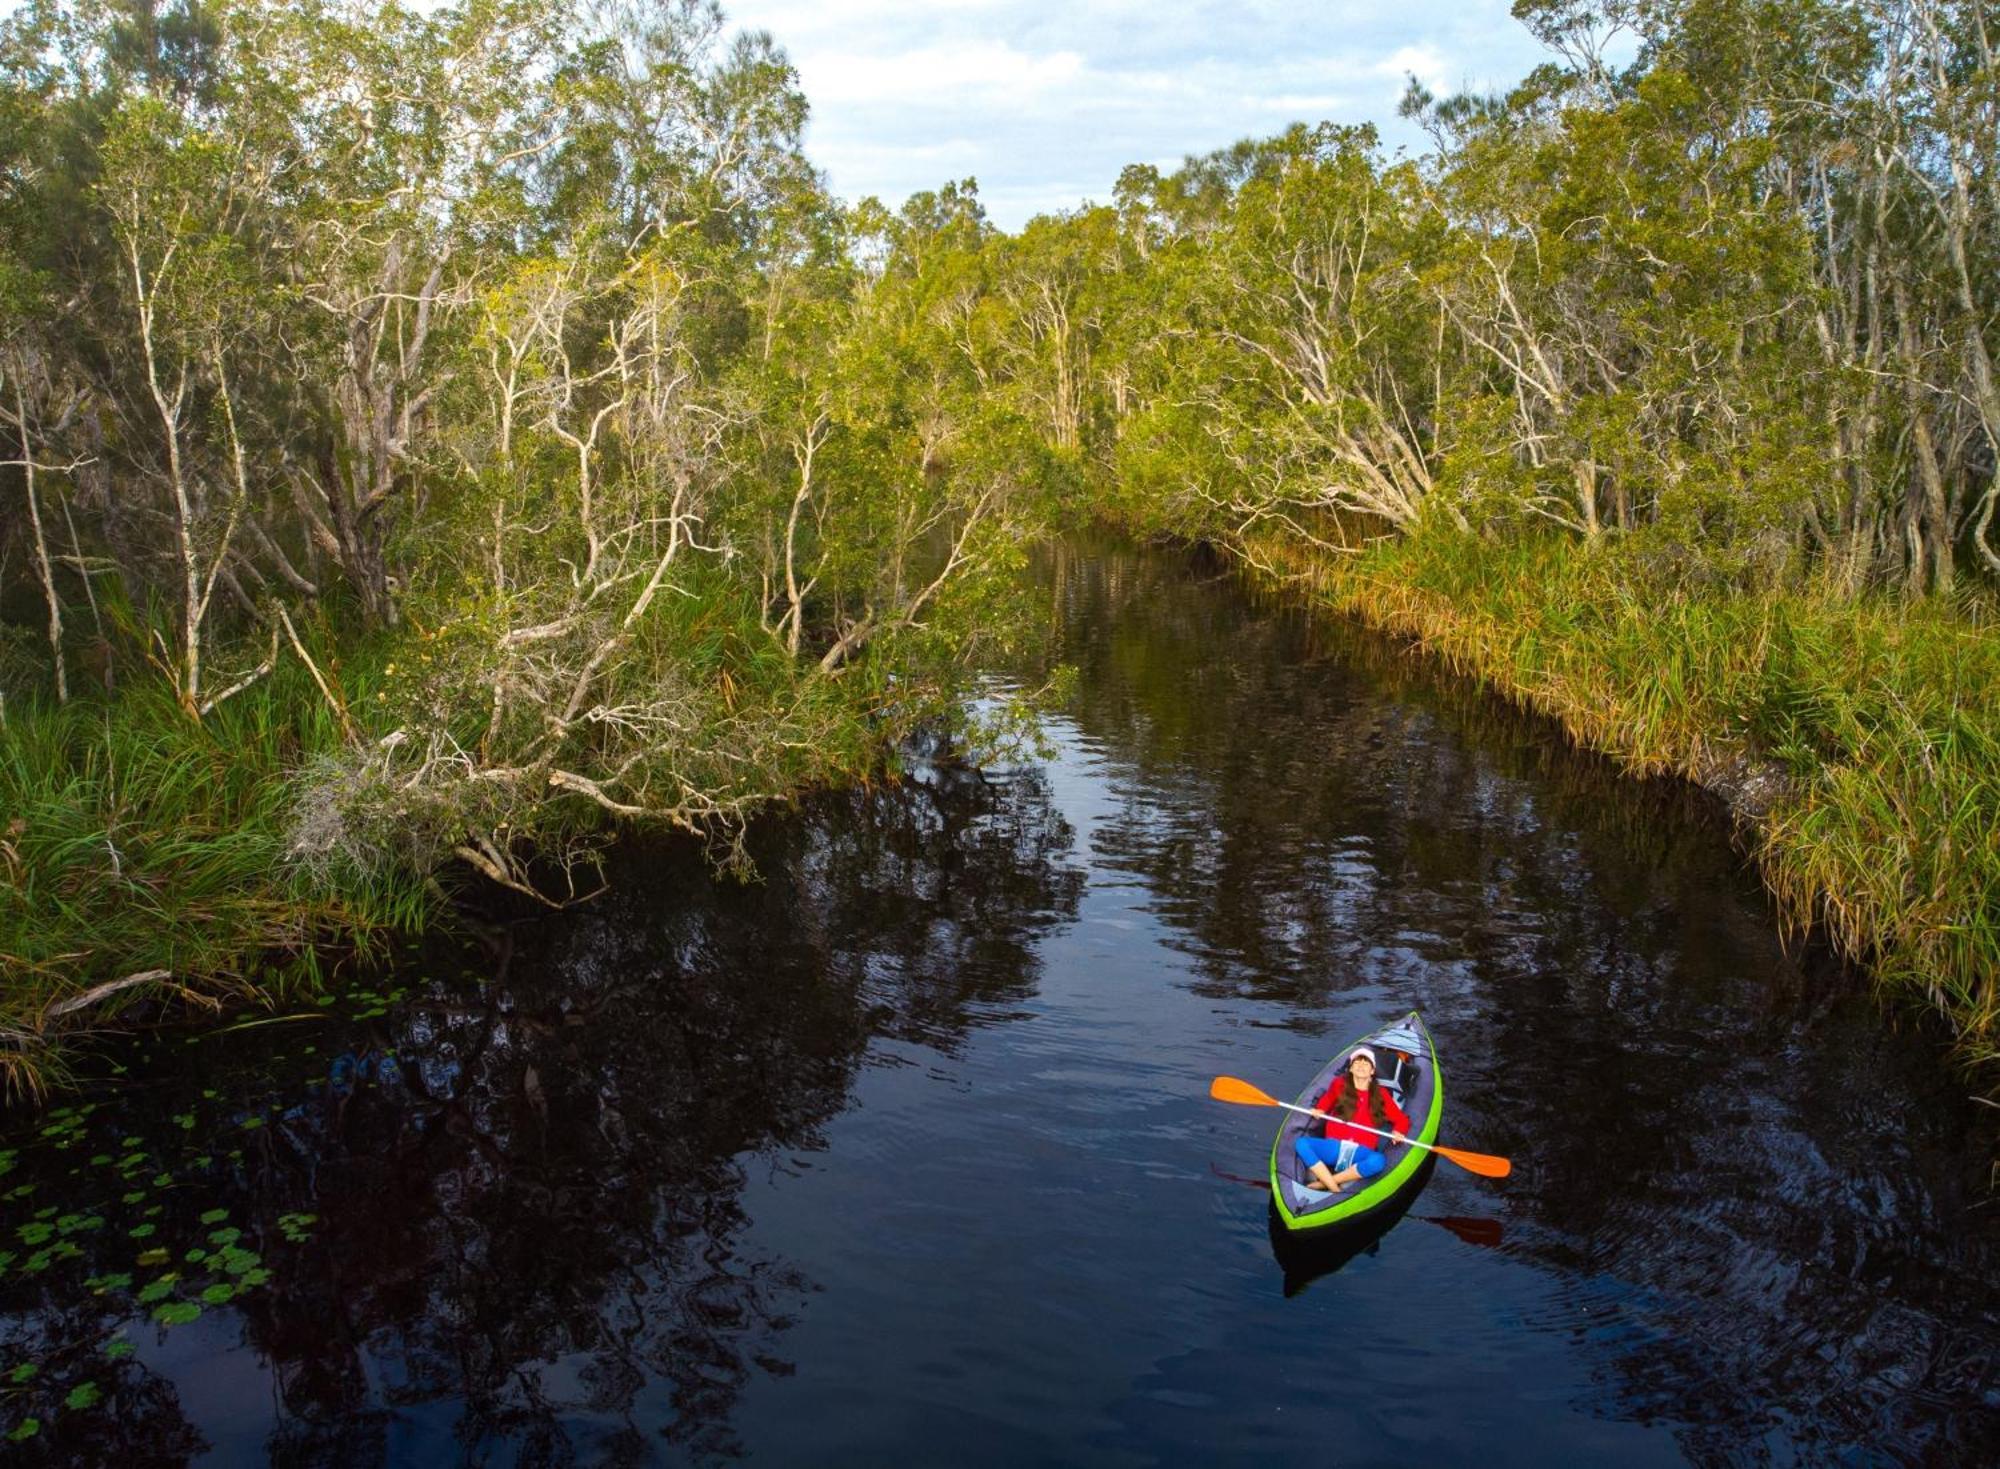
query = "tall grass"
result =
(0, 667, 435, 1102)
(0, 571, 962, 1104)
(1232, 527, 2000, 1089)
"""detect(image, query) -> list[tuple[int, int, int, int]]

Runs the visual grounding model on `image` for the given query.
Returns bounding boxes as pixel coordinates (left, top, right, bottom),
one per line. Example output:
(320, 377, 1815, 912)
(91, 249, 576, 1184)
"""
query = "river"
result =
(3, 540, 1996, 1465)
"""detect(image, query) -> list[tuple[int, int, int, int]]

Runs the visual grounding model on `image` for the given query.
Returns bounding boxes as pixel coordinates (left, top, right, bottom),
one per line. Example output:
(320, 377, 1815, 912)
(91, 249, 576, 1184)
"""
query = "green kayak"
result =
(1268, 1010, 1442, 1232)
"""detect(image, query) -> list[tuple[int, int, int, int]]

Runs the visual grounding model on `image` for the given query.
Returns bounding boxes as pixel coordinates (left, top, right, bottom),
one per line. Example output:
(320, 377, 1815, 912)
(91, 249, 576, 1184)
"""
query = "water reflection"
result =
(1265, 1157, 1439, 1298)
(1, 760, 1082, 1463)
(1046, 541, 2000, 1464)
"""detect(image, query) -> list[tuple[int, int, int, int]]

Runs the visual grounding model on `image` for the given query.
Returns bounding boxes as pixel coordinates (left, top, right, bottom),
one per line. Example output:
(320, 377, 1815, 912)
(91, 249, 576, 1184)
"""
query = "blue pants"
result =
(1296, 1135, 1387, 1179)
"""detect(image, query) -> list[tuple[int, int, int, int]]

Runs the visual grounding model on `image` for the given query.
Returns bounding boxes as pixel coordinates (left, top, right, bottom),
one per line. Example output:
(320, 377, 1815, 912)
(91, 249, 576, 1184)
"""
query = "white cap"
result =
(1348, 1046, 1378, 1068)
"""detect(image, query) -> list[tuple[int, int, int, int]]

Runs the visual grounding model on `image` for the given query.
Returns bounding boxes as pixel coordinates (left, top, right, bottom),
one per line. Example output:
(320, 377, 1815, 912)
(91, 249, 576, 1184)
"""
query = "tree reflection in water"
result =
(1048, 540, 1999, 1465)
(0, 757, 1081, 1465)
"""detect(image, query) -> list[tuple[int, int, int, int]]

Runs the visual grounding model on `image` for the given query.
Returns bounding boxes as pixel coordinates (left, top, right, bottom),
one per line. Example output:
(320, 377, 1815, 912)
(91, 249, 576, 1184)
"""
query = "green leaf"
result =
(103, 1339, 135, 1360)
(151, 1301, 201, 1327)
(198, 1209, 229, 1226)
(7, 1362, 37, 1384)
(7, 1418, 39, 1443)
(137, 1274, 179, 1304)
(64, 1382, 102, 1411)
(128, 1223, 156, 1239)
(200, 1283, 237, 1306)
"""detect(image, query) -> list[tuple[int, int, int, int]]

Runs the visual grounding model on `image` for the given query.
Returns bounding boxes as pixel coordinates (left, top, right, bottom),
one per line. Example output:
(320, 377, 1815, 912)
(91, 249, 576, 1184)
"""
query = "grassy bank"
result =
(0, 670, 436, 1102)
(0, 580, 1004, 1104)
(1226, 528, 2000, 1091)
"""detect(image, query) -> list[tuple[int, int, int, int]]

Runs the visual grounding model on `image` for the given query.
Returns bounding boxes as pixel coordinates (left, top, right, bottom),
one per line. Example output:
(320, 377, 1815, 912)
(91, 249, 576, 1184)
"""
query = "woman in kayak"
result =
(1296, 1046, 1409, 1192)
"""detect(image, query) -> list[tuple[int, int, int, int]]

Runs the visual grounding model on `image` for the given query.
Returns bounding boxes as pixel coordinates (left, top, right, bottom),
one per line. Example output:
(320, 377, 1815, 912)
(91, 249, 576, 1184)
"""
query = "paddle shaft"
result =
(1274, 1098, 1416, 1150)
(1209, 1073, 1512, 1178)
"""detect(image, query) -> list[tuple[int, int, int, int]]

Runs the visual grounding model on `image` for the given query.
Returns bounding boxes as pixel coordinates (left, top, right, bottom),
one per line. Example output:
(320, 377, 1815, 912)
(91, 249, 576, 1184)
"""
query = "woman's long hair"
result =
(1328, 1059, 1379, 1122)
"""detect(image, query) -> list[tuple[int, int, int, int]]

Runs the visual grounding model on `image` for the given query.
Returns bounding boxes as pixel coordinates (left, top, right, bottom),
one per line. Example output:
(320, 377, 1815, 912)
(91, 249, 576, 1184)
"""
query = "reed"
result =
(0, 668, 434, 1102)
(1217, 525, 2000, 1088)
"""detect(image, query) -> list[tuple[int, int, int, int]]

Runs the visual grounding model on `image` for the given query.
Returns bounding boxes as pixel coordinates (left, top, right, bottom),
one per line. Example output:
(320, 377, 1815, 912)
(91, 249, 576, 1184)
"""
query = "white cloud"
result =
(798, 43, 1087, 106)
(724, 0, 1554, 226)
(1373, 44, 1452, 90)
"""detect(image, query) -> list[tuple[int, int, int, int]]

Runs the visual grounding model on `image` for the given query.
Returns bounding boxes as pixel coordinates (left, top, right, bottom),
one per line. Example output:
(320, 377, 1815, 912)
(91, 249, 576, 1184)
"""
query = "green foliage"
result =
(0, 668, 434, 1098)
(2, 4, 1055, 1100)
(1282, 528, 2000, 1084)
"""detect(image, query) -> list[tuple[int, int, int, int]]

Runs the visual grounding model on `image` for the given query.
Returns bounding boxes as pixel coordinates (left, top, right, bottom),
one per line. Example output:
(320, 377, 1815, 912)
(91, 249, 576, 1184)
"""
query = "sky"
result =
(720, 0, 1557, 229)
(0, 0, 1564, 230)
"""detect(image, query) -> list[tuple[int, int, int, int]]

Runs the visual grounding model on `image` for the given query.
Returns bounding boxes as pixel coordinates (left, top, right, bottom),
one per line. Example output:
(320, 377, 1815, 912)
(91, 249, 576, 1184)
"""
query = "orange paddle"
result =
(1209, 1074, 1513, 1179)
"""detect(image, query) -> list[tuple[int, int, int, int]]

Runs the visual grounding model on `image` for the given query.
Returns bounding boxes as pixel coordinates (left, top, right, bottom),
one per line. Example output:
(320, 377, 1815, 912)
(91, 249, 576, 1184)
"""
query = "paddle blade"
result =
(1209, 1075, 1282, 1108)
(1434, 1143, 1512, 1178)
(1422, 1215, 1505, 1249)
(1208, 1163, 1271, 1192)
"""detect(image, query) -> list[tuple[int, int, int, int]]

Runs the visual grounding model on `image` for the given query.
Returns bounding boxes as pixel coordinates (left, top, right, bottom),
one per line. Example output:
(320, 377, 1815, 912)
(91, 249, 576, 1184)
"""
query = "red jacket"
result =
(1312, 1078, 1411, 1150)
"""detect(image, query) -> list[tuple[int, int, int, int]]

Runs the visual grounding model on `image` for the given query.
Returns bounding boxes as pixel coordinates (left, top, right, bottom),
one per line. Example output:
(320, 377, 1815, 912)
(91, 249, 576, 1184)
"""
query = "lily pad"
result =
(64, 1382, 102, 1411)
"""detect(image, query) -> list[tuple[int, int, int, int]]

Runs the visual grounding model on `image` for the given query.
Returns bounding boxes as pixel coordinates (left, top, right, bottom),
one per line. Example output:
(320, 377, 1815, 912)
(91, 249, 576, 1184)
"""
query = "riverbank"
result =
(1212, 525, 2000, 1094)
(0, 671, 421, 1102)
(0, 628, 934, 1104)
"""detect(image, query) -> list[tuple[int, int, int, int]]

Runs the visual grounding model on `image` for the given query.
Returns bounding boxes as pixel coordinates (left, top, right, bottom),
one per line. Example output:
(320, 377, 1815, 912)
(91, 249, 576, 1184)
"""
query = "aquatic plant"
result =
(0, 1090, 323, 1448)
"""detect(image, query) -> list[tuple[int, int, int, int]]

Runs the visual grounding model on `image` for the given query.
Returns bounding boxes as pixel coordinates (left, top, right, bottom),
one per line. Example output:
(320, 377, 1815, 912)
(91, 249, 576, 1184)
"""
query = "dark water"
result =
(4, 542, 1998, 1466)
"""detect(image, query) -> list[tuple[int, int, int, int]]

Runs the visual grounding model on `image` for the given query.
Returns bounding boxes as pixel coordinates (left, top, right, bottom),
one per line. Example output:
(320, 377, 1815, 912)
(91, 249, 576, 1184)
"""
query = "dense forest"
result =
(3, 0, 1996, 1097)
